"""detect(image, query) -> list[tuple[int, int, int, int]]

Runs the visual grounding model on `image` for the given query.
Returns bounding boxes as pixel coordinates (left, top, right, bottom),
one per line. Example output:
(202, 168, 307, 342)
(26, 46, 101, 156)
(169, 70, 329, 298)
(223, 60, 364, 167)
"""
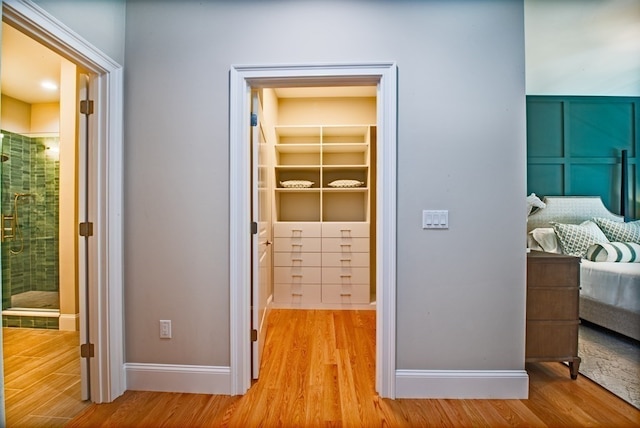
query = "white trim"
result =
(2, 0, 124, 404)
(125, 363, 231, 395)
(229, 62, 397, 398)
(395, 370, 529, 399)
(59, 313, 80, 331)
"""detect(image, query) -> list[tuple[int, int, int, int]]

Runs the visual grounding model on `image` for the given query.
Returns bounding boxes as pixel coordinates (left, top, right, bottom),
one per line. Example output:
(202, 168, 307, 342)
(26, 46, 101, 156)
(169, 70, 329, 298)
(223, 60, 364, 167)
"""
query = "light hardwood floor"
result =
(67, 309, 640, 427)
(2, 327, 90, 427)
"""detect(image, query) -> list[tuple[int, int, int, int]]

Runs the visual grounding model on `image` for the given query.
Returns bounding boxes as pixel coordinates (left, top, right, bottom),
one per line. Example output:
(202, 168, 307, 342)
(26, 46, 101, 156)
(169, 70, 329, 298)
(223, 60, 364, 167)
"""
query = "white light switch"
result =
(423, 210, 448, 229)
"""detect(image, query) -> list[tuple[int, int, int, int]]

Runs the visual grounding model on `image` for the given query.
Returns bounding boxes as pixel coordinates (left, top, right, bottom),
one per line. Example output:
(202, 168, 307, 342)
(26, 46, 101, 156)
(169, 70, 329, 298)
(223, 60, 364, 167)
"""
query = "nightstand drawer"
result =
(526, 321, 579, 358)
(527, 288, 579, 320)
(527, 261, 579, 287)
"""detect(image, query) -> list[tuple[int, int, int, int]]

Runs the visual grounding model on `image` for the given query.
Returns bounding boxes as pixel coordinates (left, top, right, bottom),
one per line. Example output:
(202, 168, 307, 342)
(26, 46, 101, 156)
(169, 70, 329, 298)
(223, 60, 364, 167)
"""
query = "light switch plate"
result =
(422, 210, 448, 229)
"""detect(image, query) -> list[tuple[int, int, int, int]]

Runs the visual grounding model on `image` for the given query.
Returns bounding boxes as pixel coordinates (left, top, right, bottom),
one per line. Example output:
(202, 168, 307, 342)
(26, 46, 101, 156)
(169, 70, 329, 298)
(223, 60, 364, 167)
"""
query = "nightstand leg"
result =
(568, 357, 581, 380)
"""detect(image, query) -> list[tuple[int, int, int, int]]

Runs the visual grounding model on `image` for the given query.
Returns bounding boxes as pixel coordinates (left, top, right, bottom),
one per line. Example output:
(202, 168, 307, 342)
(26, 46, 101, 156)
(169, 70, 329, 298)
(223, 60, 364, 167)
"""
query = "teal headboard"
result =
(527, 96, 640, 220)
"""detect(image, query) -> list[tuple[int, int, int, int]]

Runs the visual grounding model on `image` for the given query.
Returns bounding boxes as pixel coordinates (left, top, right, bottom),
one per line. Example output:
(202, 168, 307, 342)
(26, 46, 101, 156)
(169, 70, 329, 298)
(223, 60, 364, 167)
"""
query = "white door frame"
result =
(1, 0, 124, 404)
(229, 62, 398, 398)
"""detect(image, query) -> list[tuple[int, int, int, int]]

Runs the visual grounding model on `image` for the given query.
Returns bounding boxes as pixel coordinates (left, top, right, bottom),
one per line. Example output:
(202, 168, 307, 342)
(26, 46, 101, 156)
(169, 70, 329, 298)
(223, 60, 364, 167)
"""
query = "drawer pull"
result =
(291, 257, 303, 261)
(291, 292, 303, 297)
(291, 274, 303, 277)
(340, 258, 352, 262)
(340, 274, 352, 278)
(291, 229, 303, 237)
(340, 244, 351, 247)
(340, 292, 352, 297)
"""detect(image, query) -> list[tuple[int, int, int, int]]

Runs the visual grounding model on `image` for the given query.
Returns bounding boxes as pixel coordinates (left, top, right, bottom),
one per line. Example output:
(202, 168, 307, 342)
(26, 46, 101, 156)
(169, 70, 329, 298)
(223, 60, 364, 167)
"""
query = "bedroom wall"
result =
(30, 0, 126, 66)
(123, 0, 527, 381)
(525, 0, 640, 96)
(527, 96, 639, 219)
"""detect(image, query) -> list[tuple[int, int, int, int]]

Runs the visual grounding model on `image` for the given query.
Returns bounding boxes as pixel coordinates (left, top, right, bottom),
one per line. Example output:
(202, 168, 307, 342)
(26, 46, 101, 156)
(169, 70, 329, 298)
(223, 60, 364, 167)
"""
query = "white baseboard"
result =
(59, 313, 79, 331)
(396, 369, 529, 399)
(125, 363, 231, 395)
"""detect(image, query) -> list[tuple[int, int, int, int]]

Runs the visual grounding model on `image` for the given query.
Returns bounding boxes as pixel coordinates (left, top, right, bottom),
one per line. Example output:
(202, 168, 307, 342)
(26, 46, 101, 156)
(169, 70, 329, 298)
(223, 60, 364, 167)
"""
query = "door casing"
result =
(1, 0, 125, 405)
(229, 62, 398, 398)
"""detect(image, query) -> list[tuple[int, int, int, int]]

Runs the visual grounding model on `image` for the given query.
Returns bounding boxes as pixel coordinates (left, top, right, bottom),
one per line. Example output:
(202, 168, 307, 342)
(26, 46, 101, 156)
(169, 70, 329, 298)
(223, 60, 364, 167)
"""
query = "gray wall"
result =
(32, 0, 126, 66)
(123, 0, 527, 371)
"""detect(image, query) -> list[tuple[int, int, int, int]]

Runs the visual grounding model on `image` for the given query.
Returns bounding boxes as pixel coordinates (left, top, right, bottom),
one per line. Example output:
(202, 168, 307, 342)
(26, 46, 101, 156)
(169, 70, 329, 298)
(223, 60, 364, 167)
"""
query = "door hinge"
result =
(251, 221, 258, 235)
(80, 343, 95, 358)
(250, 113, 257, 127)
(79, 222, 94, 237)
(80, 99, 94, 115)
(251, 329, 258, 342)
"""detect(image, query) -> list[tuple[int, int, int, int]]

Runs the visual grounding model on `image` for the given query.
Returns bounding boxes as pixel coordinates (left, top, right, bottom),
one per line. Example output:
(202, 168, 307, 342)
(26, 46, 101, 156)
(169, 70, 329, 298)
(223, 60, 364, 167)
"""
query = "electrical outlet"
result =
(159, 320, 172, 339)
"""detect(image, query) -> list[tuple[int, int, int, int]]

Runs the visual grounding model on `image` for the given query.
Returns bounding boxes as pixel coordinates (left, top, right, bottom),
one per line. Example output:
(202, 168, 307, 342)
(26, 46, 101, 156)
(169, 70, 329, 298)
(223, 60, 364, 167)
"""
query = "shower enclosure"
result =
(1, 130, 60, 328)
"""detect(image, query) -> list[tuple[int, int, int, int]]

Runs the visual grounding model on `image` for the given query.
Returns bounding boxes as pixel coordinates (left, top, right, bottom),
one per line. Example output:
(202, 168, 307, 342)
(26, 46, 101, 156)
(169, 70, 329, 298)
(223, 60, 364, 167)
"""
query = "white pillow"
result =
(586, 242, 640, 262)
(327, 179, 364, 188)
(280, 180, 314, 188)
(528, 227, 561, 253)
(551, 220, 609, 258)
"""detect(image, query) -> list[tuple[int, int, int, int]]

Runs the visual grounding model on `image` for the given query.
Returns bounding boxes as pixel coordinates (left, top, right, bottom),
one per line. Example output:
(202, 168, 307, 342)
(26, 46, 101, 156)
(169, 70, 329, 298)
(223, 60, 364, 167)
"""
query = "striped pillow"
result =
(592, 218, 640, 244)
(586, 242, 640, 263)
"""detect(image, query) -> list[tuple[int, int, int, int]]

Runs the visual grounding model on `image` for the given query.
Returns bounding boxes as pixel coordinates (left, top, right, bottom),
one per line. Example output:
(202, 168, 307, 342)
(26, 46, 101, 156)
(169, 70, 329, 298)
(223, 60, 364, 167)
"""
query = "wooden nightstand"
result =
(526, 250, 581, 379)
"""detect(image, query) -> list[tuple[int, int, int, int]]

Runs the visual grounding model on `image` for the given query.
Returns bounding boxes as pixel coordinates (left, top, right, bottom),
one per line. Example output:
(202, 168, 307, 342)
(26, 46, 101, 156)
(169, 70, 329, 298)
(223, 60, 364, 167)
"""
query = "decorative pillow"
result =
(551, 220, 609, 258)
(586, 242, 640, 263)
(528, 227, 561, 253)
(327, 179, 364, 188)
(592, 217, 640, 244)
(280, 180, 314, 188)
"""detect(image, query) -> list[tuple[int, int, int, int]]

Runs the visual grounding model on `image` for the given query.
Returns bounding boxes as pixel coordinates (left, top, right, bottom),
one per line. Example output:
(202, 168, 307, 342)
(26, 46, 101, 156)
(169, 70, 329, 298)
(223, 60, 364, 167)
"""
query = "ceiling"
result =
(1, 22, 62, 104)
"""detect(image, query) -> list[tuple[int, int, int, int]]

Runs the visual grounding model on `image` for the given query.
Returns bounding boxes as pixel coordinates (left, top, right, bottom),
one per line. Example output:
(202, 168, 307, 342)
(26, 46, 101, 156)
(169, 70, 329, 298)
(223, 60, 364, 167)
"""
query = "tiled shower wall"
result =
(1, 129, 60, 310)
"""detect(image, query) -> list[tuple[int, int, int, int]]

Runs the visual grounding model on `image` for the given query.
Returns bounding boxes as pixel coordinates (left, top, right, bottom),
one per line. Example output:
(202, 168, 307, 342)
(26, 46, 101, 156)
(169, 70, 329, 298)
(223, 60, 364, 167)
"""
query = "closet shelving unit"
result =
(272, 124, 374, 307)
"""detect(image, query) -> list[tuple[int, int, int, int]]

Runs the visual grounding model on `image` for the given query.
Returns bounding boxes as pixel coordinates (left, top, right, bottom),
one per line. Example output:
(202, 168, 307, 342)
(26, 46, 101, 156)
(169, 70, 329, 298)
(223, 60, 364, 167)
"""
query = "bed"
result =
(527, 196, 640, 341)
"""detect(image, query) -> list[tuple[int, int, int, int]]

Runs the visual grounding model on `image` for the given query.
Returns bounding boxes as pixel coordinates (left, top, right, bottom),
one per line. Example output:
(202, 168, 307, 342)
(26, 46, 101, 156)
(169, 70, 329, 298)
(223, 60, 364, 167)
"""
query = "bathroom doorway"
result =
(0, 18, 85, 413)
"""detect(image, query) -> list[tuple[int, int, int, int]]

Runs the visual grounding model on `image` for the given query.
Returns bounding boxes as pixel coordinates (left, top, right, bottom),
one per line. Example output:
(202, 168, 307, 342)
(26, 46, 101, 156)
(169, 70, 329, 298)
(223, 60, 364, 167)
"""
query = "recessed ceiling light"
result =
(41, 81, 58, 90)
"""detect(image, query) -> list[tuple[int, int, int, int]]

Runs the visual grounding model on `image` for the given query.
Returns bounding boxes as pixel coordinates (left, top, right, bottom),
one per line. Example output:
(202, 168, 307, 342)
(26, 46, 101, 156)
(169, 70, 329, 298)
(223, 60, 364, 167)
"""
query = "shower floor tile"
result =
(10, 291, 59, 310)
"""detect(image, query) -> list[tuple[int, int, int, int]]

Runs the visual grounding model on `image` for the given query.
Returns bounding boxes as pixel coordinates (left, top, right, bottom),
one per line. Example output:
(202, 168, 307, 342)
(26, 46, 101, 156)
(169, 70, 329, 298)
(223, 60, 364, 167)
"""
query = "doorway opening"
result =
(1, 0, 125, 410)
(250, 85, 378, 383)
(230, 62, 398, 398)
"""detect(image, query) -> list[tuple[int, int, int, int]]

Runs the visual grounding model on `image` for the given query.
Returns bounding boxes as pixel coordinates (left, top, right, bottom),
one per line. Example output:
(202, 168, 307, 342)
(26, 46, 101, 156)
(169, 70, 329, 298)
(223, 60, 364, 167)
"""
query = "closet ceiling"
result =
(1, 22, 62, 104)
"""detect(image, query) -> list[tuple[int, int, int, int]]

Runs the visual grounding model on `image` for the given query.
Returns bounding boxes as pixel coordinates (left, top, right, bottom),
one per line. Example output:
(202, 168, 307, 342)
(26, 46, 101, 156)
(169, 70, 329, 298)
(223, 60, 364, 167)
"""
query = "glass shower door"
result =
(0, 130, 61, 327)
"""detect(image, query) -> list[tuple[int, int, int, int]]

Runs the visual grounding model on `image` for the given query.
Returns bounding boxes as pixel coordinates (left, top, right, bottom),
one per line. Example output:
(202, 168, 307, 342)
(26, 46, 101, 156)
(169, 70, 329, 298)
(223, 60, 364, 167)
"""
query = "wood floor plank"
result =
(66, 309, 640, 428)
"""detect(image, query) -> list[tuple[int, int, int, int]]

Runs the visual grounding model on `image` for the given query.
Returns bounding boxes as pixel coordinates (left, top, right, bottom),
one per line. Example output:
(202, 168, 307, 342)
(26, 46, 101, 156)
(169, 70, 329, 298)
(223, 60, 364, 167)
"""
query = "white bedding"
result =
(580, 260, 640, 313)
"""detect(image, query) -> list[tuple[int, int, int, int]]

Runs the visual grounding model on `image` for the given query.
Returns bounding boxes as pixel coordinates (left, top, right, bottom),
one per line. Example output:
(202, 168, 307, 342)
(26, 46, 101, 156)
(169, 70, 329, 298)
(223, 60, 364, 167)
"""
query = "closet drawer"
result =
(274, 267, 321, 284)
(322, 252, 369, 267)
(274, 283, 322, 304)
(322, 267, 369, 284)
(322, 283, 370, 304)
(322, 222, 369, 238)
(273, 222, 321, 238)
(273, 252, 322, 267)
(322, 237, 369, 253)
(273, 237, 321, 253)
